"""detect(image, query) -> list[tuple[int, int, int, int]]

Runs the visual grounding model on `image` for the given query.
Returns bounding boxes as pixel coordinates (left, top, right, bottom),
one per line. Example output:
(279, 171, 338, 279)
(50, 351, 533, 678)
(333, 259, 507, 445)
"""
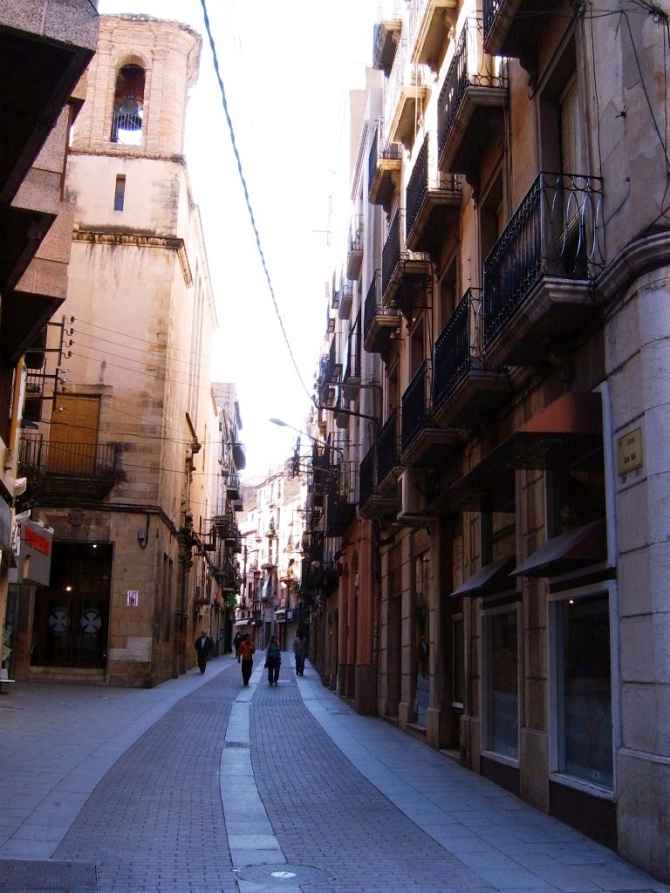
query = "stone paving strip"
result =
(1, 655, 669, 893)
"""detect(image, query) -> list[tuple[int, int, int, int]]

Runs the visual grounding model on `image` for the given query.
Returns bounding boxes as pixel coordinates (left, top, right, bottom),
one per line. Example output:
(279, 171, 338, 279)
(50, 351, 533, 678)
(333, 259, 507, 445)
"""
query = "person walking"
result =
(292, 630, 308, 676)
(194, 630, 214, 674)
(233, 629, 244, 661)
(238, 633, 255, 686)
(265, 635, 281, 685)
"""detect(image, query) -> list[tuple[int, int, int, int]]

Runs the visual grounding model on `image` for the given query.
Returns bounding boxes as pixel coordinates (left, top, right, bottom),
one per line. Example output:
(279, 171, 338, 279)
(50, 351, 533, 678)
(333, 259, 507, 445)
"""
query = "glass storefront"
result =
(31, 542, 112, 668)
(555, 593, 613, 788)
(486, 609, 519, 758)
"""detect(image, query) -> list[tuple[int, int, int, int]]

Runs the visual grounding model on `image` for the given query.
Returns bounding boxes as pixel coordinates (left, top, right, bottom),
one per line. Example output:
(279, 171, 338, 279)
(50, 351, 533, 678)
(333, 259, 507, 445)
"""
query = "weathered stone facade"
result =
(309, 0, 670, 883)
(11, 14, 222, 688)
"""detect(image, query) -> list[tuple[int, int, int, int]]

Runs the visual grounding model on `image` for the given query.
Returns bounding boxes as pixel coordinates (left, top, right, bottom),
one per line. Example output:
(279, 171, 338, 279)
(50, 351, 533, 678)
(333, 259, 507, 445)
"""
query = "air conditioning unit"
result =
(397, 469, 433, 525)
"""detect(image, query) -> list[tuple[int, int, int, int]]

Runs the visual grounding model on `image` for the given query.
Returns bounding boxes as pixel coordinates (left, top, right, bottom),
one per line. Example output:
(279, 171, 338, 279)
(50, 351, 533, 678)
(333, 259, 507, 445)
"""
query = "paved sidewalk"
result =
(0, 654, 668, 893)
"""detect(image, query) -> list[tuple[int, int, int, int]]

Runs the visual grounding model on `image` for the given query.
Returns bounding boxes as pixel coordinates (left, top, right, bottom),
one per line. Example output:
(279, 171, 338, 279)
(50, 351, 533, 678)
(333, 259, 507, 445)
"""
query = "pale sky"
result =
(96, 0, 379, 478)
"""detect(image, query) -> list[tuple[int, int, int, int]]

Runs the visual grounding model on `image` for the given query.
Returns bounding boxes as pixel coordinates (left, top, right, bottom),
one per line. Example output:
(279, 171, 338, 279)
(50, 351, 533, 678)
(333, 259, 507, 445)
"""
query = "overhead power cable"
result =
(198, 0, 314, 406)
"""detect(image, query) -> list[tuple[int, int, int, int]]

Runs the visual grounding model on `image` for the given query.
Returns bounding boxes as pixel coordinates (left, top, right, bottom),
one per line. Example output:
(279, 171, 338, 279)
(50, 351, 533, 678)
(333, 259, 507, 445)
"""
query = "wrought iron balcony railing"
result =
(377, 410, 400, 484)
(402, 361, 430, 452)
(433, 288, 482, 409)
(359, 448, 375, 506)
(406, 132, 462, 242)
(368, 121, 402, 209)
(325, 460, 358, 537)
(364, 270, 400, 351)
(483, 172, 605, 349)
(343, 323, 362, 387)
(482, 0, 503, 43)
(19, 435, 118, 495)
(437, 18, 507, 159)
(381, 211, 401, 298)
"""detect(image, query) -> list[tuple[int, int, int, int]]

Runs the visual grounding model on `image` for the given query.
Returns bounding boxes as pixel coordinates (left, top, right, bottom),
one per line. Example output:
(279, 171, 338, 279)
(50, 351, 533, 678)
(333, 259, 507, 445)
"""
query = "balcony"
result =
(372, 9, 402, 77)
(377, 410, 401, 491)
(432, 288, 508, 428)
(368, 122, 402, 214)
(406, 133, 461, 257)
(385, 39, 431, 151)
(18, 434, 119, 501)
(309, 442, 332, 498)
(225, 472, 240, 499)
(408, 0, 457, 72)
(346, 215, 364, 281)
(318, 335, 342, 403)
(233, 440, 246, 471)
(483, 0, 555, 75)
(363, 271, 401, 357)
(325, 460, 358, 537)
(357, 424, 400, 522)
(381, 210, 432, 313)
(339, 281, 354, 319)
(483, 172, 605, 366)
(437, 18, 507, 188)
(400, 360, 462, 466)
(342, 325, 362, 400)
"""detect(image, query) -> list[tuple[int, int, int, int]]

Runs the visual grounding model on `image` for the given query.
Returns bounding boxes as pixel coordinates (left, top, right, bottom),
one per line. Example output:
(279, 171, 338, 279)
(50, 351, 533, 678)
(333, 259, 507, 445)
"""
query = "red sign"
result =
(24, 525, 51, 556)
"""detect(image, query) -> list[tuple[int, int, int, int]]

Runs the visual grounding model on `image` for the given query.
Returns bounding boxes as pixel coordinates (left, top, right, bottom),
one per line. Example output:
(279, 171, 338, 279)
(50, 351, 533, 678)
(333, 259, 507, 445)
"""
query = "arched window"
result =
(111, 63, 145, 145)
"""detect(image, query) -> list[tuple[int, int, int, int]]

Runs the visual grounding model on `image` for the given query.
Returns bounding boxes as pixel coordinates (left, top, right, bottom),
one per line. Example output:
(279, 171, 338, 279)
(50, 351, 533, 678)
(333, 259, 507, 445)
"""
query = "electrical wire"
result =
(198, 0, 314, 407)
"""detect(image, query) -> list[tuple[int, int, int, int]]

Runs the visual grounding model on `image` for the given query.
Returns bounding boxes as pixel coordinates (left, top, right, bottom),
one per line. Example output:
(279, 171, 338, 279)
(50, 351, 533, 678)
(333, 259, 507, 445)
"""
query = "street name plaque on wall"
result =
(617, 426, 643, 475)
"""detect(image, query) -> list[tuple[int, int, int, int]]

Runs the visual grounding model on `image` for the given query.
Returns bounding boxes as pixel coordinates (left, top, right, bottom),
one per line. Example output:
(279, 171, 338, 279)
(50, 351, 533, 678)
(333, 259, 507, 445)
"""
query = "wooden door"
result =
(49, 395, 100, 475)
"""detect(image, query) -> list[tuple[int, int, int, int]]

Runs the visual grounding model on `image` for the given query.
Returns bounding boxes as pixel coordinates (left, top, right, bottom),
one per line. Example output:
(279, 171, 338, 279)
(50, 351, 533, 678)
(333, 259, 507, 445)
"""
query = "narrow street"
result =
(0, 655, 667, 893)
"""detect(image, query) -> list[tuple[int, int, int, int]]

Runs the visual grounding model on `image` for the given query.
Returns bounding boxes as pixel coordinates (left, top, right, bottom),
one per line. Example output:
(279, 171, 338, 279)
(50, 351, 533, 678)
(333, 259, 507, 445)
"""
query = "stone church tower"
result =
(14, 16, 221, 688)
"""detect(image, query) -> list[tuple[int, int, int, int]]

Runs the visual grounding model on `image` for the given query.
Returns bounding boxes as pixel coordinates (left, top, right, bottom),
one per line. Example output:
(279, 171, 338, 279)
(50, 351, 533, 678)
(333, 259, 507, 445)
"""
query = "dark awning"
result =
(442, 392, 603, 512)
(512, 518, 608, 578)
(450, 554, 517, 598)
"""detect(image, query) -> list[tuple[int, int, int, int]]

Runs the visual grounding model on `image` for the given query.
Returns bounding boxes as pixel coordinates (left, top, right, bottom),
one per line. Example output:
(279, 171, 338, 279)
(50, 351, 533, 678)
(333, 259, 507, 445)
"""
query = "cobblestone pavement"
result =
(52, 664, 240, 893)
(250, 677, 492, 893)
(1, 654, 669, 893)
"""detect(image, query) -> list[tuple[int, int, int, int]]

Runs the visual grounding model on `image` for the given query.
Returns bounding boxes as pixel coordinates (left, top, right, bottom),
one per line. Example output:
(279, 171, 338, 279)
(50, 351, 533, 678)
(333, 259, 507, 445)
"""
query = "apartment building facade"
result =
(0, 0, 99, 684)
(10, 14, 224, 688)
(310, 0, 670, 881)
(238, 462, 307, 652)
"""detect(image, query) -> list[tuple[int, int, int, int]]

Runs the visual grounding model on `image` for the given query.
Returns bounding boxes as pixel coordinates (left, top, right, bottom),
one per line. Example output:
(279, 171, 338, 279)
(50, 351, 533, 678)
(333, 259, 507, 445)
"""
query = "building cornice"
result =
(72, 229, 193, 286)
(596, 229, 670, 311)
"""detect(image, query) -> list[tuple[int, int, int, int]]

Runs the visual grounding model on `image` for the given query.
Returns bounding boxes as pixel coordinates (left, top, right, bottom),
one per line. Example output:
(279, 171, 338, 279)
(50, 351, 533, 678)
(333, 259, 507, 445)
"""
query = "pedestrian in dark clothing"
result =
(238, 633, 255, 685)
(292, 631, 308, 676)
(194, 630, 214, 674)
(233, 630, 244, 661)
(265, 635, 281, 685)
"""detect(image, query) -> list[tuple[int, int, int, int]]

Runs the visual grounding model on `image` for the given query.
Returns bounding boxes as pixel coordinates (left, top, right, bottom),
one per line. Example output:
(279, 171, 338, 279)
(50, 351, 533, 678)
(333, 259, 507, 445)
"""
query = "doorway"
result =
(31, 541, 112, 668)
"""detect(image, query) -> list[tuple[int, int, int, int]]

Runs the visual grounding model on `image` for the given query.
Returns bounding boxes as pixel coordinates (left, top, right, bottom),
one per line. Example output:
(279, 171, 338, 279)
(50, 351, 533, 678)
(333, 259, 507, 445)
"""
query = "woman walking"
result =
(265, 635, 281, 685)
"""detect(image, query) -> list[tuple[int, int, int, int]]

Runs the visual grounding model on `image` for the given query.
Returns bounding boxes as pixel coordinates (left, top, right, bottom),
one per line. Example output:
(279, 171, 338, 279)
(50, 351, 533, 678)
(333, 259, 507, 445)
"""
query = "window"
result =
(452, 614, 464, 706)
(114, 175, 126, 211)
(111, 63, 145, 145)
(484, 608, 519, 759)
(438, 259, 457, 330)
(479, 167, 504, 271)
(554, 593, 613, 788)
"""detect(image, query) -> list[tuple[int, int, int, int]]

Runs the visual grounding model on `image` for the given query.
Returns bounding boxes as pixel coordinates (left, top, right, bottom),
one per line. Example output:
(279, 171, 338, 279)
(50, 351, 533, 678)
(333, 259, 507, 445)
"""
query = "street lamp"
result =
(268, 418, 344, 461)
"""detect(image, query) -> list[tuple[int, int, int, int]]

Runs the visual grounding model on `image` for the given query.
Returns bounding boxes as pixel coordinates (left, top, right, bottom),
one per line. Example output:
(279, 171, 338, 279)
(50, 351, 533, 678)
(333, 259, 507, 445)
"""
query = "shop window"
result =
(554, 592, 613, 788)
(484, 607, 519, 759)
(111, 63, 145, 145)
